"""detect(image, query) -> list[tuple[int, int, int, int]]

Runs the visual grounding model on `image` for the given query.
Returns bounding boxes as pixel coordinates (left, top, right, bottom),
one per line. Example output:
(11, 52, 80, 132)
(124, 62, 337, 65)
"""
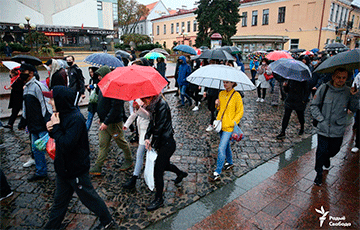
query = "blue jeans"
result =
(133, 144, 146, 176)
(180, 85, 192, 105)
(215, 131, 233, 174)
(86, 111, 94, 131)
(31, 131, 48, 176)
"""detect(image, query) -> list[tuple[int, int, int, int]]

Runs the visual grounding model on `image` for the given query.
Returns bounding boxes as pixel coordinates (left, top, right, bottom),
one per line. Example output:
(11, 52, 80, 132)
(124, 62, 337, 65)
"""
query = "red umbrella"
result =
(266, 51, 293, 61)
(300, 50, 314, 56)
(97, 65, 168, 101)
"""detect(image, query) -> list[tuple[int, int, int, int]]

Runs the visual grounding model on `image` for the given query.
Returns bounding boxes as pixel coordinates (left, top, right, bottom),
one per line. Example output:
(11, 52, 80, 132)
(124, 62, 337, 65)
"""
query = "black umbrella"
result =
(11, 55, 42, 66)
(115, 50, 131, 59)
(289, 48, 306, 53)
(314, 48, 360, 74)
(139, 50, 150, 57)
(218, 46, 241, 55)
(198, 50, 235, 61)
(324, 42, 346, 49)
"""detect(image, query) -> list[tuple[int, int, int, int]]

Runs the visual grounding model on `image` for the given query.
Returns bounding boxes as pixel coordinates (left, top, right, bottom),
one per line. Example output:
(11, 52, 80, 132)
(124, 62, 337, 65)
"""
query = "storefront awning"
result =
(231, 35, 290, 43)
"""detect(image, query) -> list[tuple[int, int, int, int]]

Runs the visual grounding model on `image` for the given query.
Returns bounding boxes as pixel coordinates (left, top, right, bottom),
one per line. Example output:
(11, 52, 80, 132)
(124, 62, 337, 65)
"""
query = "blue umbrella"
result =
(269, 58, 312, 82)
(84, 53, 124, 69)
(311, 48, 319, 54)
(173, 45, 197, 55)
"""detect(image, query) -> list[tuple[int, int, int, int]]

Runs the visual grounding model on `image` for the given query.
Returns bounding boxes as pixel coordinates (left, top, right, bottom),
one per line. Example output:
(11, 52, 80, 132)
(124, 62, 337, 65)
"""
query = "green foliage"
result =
(195, 0, 240, 47)
(114, 43, 131, 50)
(0, 42, 30, 52)
(118, 0, 149, 34)
(136, 43, 162, 51)
(25, 31, 49, 52)
(120, 33, 151, 46)
(52, 45, 62, 52)
(39, 46, 55, 57)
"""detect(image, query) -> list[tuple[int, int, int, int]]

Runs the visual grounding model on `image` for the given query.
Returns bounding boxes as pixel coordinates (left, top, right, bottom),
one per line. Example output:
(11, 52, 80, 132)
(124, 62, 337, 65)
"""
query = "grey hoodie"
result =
(311, 81, 359, 138)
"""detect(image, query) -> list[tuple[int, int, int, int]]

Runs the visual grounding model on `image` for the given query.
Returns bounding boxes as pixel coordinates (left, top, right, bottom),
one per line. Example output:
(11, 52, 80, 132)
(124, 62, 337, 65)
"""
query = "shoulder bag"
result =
(312, 84, 329, 127)
(213, 91, 236, 133)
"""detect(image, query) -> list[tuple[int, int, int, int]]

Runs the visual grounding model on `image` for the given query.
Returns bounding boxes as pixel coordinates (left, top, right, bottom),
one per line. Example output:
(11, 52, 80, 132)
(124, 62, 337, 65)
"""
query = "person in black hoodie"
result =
(66, 55, 85, 105)
(143, 95, 187, 211)
(44, 86, 116, 229)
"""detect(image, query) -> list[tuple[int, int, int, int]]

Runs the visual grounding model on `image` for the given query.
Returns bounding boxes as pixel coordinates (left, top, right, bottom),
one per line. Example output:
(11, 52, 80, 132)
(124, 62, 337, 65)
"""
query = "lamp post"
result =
(19, 15, 36, 53)
(181, 27, 188, 45)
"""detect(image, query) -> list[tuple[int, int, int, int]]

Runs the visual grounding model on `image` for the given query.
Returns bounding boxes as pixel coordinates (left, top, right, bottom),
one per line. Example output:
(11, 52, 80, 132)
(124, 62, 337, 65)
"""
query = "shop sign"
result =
(44, 32, 65, 36)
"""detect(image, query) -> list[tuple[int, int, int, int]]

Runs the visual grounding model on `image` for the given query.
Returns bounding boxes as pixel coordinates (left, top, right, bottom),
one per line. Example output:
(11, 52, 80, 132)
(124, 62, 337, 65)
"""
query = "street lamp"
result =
(181, 27, 188, 45)
(19, 15, 36, 52)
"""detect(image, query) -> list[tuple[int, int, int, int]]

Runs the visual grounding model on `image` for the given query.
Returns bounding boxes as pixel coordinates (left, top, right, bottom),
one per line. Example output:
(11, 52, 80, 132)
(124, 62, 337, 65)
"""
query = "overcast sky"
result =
(137, 0, 197, 10)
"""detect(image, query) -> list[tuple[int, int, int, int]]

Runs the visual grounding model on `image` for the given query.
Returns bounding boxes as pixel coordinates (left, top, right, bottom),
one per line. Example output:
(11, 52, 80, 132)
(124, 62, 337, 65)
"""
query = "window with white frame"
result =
(176, 23, 179, 33)
(156, 25, 159, 35)
(164, 24, 166, 34)
(290, 39, 299, 49)
(252, 10, 258, 26)
(242, 12, 247, 27)
(171, 23, 174, 34)
(187, 21, 190, 32)
(278, 7, 286, 23)
(263, 9, 269, 25)
(97, 1, 102, 10)
(193, 20, 197, 31)
(113, 3, 118, 21)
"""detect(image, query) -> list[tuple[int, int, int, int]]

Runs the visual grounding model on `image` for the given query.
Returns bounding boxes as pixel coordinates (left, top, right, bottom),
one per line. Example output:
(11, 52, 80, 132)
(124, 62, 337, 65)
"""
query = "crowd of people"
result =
(1, 46, 359, 228)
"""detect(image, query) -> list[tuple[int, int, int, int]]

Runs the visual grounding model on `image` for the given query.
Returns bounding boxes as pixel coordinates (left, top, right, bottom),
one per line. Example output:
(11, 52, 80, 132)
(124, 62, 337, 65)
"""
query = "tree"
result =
(195, 0, 240, 47)
(118, 0, 149, 35)
(120, 34, 150, 46)
(25, 31, 49, 53)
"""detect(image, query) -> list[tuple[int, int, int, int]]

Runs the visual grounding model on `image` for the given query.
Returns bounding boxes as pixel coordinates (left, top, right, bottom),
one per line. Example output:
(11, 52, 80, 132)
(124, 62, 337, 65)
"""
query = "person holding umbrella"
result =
(143, 94, 188, 211)
(311, 68, 359, 186)
(209, 80, 244, 182)
(249, 56, 259, 84)
(85, 67, 100, 131)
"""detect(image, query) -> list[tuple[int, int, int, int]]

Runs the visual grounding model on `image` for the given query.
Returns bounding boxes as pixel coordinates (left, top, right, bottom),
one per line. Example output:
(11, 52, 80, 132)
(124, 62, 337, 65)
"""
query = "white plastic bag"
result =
(144, 149, 157, 191)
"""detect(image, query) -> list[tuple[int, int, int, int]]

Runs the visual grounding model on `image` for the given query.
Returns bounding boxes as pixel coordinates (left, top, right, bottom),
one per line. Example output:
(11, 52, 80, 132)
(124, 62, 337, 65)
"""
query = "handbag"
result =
(144, 149, 157, 191)
(46, 138, 56, 160)
(313, 84, 329, 127)
(212, 91, 236, 133)
(230, 122, 244, 142)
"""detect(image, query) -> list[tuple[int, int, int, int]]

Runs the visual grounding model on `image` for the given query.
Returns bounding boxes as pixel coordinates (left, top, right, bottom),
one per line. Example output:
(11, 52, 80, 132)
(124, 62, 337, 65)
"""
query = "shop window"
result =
(252, 10, 258, 26)
(263, 9, 269, 25)
(278, 7, 286, 23)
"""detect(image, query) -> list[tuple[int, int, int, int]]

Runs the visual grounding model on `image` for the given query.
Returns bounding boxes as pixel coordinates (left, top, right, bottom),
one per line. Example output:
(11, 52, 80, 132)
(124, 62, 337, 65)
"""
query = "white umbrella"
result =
(187, 64, 256, 91)
(2, 61, 21, 70)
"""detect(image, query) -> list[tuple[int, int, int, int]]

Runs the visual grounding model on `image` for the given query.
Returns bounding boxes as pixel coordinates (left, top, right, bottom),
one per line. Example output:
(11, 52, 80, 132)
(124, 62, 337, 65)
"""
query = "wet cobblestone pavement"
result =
(1, 90, 315, 229)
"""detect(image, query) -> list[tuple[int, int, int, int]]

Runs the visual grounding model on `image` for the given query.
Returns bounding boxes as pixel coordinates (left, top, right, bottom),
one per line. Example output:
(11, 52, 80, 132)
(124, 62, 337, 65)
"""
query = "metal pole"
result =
(317, 0, 326, 49)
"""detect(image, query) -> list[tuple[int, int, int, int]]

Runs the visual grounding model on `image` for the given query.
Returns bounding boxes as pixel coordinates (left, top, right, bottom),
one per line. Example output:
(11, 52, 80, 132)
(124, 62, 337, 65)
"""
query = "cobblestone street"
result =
(1, 90, 316, 229)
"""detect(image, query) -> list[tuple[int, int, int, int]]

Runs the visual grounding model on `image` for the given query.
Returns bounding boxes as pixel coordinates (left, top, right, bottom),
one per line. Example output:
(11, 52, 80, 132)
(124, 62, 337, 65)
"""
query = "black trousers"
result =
(207, 95, 217, 125)
(187, 85, 201, 106)
(281, 107, 305, 133)
(315, 135, 343, 175)
(154, 138, 182, 199)
(0, 169, 11, 197)
(8, 104, 22, 127)
(45, 173, 112, 229)
(257, 87, 266, 99)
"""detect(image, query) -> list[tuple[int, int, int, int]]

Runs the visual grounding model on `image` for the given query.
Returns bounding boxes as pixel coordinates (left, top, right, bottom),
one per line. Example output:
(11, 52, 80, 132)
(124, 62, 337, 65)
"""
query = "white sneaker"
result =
(260, 98, 265, 103)
(256, 98, 261, 102)
(192, 106, 199, 111)
(351, 147, 359, 153)
(206, 125, 214, 132)
(23, 158, 35, 168)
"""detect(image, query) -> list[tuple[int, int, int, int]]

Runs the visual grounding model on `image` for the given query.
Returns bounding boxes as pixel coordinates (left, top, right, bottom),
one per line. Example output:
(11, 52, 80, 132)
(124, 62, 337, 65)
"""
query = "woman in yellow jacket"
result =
(209, 81, 244, 181)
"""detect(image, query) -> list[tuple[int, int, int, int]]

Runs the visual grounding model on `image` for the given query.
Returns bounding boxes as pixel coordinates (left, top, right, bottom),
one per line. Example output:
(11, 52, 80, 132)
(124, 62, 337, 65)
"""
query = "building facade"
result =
(232, 0, 360, 52)
(151, 9, 197, 49)
(123, 1, 170, 38)
(0, 0, 116, 48)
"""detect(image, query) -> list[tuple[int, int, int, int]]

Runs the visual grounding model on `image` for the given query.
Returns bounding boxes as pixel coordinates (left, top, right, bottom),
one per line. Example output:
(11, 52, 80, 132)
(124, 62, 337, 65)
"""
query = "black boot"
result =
(123, 175, 138, 189)
(146, 197, 164, 211)
(314, 173, 322, 186)
(174, 171, 188, 185)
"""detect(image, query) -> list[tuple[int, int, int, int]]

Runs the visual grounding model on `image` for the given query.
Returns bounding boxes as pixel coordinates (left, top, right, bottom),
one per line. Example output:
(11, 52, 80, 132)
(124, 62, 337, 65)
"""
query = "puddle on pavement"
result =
(147, 134, 318, 230)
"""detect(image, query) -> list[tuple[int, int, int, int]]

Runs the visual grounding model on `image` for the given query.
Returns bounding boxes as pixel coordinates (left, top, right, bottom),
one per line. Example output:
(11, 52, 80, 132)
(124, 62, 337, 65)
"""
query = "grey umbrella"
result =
(115, 50, 131, 59)
(198, 50, 235, 61)
(217, 46, 241, 55)
(324, 42, 346, 49)
(150, 48, 169, 56)
(314, 48, 360, 73)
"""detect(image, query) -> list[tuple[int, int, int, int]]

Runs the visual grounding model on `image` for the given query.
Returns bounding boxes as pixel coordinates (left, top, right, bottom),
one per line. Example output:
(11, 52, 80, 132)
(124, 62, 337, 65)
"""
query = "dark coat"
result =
(177, 56, 191, 86)
(8, 77, 24, 109)
(284, 80, 310, 111)
(145, 97, 174, 151)
(68, 64, 85, 94)
(49, 86, 90, 179)
(156, 62, 166, 78)
(97, 90, 125, 125)
(87, 76, 100, 113)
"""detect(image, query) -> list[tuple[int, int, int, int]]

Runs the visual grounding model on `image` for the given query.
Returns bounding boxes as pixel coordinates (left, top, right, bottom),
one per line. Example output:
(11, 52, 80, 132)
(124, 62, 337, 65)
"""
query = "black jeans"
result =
(257, 87, 266, 99)
(207, 95, 217, 125)
(281, 107, 305, 133)
(45, 173, 112, 229)
(251, 70, 257, 84)
(315, 135, 343, 175)
(187, 85, 201, 106)
(0, 169, 11, 196)
(154, 138, 182, 199)
(8, 104, 22, 127)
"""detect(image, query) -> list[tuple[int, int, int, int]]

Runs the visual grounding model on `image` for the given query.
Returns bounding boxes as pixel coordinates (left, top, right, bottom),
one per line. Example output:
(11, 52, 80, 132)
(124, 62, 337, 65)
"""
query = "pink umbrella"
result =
(300, 51, 314, 56)
(266, 51, 293, 61)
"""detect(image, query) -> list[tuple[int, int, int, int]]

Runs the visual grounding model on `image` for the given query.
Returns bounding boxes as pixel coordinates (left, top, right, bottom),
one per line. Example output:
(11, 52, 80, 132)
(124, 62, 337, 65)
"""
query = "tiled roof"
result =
(139, 1, 159, 21)
(151, 8, 197, 21)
